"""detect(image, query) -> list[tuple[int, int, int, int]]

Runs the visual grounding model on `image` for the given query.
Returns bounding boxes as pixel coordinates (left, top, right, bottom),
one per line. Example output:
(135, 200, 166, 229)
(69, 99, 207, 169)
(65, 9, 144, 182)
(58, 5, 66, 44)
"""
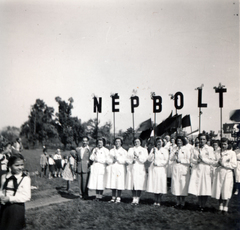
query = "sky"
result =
(0, 0, 239, 135)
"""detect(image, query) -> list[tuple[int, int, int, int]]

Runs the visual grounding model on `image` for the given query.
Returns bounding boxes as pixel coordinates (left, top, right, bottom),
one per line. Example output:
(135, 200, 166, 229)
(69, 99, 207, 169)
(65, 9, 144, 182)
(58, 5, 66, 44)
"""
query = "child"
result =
(40, 147, 48, 177)
(0, 153, 31, 229)
(62, 150, 76, 191)
(48, 155, 55, 179)
(54, 149, 62, 177)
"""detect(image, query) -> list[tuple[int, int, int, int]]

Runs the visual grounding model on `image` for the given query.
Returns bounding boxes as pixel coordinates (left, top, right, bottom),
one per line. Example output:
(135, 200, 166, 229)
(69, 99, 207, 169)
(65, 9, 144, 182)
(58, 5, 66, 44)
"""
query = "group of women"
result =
(87, 134, 238, 213)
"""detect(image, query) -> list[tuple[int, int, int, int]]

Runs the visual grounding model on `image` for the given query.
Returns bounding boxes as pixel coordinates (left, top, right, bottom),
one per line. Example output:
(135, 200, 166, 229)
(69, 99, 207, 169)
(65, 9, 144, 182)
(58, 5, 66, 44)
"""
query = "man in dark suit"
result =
(76, 136, 91, 199)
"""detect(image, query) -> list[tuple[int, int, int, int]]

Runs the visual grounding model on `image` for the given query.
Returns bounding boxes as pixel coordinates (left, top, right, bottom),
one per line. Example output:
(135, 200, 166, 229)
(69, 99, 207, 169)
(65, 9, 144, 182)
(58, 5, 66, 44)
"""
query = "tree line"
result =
(0, 97, 220, 151)
(18, 97, 135, 149)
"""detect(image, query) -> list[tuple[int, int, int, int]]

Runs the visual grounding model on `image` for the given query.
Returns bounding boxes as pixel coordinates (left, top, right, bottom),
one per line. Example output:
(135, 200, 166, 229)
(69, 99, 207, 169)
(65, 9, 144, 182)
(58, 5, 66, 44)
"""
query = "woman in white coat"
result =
(147, 137, 169, 206)
(106, 138, 127, 203)
(170, 136, 191, 209)
(126, 137, 148, 205)
(212, 138, 237, 213)
(88, 138, 109, 200)
(234, 142, 240, 195)
(188, 133, 217, 211)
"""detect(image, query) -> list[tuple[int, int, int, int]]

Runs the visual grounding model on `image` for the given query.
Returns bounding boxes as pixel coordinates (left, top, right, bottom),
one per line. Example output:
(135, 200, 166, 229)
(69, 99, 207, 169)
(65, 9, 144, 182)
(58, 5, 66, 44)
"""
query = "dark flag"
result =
(155, 112, 173, 136)
(182, 115, 191, 128)
(230, 110, 240, 122)
(138, 118, 152, 131)
(165, 114, 182, 134)
(139, 128, 152, 140)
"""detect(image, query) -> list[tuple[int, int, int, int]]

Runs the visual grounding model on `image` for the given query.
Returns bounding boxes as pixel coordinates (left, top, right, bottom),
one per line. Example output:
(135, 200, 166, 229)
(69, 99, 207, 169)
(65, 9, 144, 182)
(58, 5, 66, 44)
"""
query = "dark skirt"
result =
(55, 159, 62, 169)
(0, 203, 25, 230)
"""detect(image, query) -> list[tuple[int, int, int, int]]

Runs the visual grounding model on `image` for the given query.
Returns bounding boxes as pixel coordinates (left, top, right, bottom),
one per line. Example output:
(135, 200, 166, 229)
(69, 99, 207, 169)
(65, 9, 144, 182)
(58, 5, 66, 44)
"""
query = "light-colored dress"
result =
(105, 147, 127, 190)
(167, 144, 177, 178)
(234, 149, 240, 183)
(62, 156, 75, 181)
(188, 145, 217, 196)
(212, 147, 221, 183)
(147, 147, 169, 194)
(171, 146, 191, 196)
(88, 146, 109, 190)
(212, 149, 237, 199)
(125, 146, 148, 190)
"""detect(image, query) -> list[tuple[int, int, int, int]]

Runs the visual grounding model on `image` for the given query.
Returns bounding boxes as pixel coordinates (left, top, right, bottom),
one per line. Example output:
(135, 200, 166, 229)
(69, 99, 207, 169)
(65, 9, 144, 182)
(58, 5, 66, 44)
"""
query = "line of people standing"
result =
(74, 134, 237, 214)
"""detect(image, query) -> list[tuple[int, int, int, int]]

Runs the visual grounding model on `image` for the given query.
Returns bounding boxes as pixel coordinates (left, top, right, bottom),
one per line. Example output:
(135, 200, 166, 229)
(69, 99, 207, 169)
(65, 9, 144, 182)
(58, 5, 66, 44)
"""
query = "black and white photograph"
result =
(0, 0, 239, 229)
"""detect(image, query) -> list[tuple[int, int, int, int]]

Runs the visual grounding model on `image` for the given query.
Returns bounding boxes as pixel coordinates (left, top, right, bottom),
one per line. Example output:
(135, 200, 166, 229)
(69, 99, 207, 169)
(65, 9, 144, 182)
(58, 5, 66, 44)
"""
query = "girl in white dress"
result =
(126, 138, 148, 205)
(170, 136, 191, 209)
(212, 138, 237, 213)
(188, 133, 217, 211)
(106, 138, 127, 203)
(88, 138, 109, 200)
(147, 138, 169, 206)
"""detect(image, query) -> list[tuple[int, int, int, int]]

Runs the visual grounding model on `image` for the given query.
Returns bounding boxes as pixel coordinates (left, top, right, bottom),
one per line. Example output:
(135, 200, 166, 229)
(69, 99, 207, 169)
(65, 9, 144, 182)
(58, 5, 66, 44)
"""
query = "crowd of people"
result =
(40, 134, 239, 214)
(0, 134, 239, 229)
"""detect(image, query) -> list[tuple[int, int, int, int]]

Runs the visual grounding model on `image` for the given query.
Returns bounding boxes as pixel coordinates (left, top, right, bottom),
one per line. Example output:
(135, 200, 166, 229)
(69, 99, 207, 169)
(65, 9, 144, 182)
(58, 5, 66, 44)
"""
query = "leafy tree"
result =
(0, 126, 20, 144)
(123, 127, 134, 146)
(71, 117, 87, 146)
(55, 97, 75, 150)
(20, 99, 57, 146)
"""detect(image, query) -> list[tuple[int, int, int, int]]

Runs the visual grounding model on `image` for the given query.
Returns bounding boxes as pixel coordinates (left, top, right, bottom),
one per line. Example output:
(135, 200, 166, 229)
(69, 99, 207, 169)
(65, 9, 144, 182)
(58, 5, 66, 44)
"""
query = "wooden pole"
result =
(113, 112, 116, 140)
(199, 107, 202, 134)
(132, 113, 135, 139)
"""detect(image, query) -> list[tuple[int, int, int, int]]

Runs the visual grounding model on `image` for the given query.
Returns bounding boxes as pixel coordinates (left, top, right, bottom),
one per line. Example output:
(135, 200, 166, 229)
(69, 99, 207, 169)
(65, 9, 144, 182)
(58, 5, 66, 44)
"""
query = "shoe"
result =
(115, 198, 121, 203)
(153, 202, 158, 206)
(131, 197, 137, 205)
(234, 190, 238, 195)
(108, 198, 115, 203)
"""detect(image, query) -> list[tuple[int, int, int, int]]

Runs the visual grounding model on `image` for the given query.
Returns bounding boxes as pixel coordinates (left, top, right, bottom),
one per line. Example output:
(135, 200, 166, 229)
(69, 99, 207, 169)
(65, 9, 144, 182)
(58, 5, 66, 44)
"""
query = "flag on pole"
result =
(182, 115, 191, 128)
(138, 118, 152, 131)
(154, 112, 173, 136)
(164, 114, 182, 134)
(139, 128, 152, 140)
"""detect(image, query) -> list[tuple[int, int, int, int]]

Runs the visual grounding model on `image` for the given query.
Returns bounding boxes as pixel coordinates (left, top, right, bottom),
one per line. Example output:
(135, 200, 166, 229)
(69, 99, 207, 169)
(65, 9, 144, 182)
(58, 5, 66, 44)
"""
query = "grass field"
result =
(22, 149, 240, 230)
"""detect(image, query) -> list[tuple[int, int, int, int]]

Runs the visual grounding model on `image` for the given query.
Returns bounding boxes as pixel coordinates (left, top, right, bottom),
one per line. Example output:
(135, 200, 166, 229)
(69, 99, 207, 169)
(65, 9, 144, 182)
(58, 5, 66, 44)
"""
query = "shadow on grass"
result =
(55, 186, 80, 199)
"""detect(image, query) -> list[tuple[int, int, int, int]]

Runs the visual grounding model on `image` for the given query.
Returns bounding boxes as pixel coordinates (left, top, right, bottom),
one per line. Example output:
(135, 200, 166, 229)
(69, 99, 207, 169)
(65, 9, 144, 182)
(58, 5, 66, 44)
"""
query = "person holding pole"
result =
(212, 138, 237, 214)
(125, 137, 148, 205)
(88, 137, 109, 201)
(106, 137, 127, 203)
(147, 137, 169, 206)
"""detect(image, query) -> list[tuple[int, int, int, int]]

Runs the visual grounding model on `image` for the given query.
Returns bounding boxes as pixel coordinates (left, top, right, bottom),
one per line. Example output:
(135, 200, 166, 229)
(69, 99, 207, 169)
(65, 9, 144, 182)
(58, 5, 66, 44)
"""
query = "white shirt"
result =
(0, 173, 31, 203)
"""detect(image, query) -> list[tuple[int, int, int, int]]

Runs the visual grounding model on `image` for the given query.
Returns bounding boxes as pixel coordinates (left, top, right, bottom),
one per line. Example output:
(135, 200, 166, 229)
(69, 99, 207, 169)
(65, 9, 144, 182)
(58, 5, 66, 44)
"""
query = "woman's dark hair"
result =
(7, 153, 24, 168)
(221, 137, 228, 144)
(155, 137, 164, 147)
(133, 137, 142, 145)
(114, 137, 123, 145)
(212, 140, 219, 146)
(198, 133, 209, 141)
(97, 137, 106, 146)
(175, 136, 186, 145)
